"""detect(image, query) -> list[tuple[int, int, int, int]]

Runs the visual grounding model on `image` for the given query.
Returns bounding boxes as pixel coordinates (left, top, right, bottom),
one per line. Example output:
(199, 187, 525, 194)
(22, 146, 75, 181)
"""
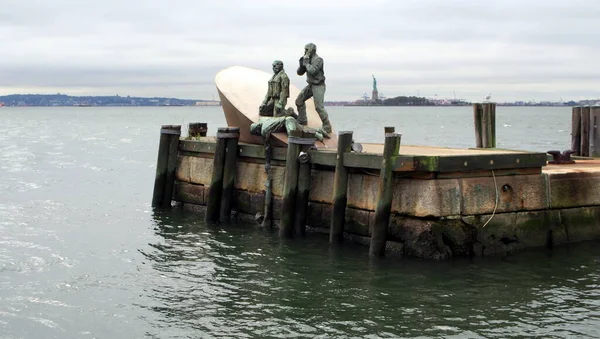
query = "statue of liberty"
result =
(371, 75, 379, 102)
(372, 75, 377, 92)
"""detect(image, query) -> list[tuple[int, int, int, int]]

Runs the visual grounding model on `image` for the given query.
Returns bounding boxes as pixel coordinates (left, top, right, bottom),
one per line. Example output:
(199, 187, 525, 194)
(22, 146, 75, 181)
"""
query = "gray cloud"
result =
(0, 0, 599, 101)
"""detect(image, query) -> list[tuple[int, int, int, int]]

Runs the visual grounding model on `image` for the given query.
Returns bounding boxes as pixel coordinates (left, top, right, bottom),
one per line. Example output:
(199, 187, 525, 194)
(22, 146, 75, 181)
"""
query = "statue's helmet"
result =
(272, 60, 283, 72)
(304, 43, 317, 55)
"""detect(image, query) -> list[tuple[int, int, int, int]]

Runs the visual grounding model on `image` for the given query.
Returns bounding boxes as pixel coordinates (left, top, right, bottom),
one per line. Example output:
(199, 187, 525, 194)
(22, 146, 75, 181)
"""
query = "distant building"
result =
(195, 101, 221, 106)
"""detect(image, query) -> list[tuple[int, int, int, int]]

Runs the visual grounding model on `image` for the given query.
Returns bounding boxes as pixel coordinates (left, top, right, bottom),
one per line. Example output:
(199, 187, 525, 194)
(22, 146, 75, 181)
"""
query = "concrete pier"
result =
(170, 135, 600, 259)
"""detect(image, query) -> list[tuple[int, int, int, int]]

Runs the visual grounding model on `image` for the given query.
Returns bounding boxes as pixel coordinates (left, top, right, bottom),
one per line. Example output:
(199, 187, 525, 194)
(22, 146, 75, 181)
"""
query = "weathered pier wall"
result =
(169, 136, 600, 260)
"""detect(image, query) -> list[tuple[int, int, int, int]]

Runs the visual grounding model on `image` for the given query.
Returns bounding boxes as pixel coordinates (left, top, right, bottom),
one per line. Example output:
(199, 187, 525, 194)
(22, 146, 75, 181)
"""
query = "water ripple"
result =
(1, 106, 598, 338)
(136, 212, 600, 338)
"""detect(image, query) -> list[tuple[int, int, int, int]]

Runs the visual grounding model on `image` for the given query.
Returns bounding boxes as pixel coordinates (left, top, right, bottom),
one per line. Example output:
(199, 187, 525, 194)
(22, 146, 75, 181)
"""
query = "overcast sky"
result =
(1, 0, 599, 102)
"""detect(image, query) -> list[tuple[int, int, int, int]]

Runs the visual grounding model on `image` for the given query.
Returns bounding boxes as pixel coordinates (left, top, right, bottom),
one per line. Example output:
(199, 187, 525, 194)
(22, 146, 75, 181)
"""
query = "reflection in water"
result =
(144, 210, 600, 338)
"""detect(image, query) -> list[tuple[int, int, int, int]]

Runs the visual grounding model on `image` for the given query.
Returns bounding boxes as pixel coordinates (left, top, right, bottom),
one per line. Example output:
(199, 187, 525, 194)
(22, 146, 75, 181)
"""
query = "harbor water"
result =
(1, 106, 599, 338)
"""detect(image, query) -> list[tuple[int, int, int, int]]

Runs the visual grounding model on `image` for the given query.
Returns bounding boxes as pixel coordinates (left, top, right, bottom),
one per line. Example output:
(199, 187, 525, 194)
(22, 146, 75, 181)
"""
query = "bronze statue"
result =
(295, 43, 332, 133)
(259, 60, 290, 117)
(250, 110, 327, 142)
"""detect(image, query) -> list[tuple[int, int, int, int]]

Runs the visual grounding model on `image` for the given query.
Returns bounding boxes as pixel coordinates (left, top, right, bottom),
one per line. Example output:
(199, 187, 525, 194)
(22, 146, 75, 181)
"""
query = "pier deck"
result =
(181, 138, 547, 175)
(544, 159, 600, 174)
(349, 143, 529, 156)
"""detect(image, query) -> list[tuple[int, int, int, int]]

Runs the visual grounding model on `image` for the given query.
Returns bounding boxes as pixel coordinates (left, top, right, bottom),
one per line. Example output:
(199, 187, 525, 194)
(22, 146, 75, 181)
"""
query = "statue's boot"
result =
(321, 117, 332, 134)
(315, 127, 330, 139)
(314, 131, 324, 142)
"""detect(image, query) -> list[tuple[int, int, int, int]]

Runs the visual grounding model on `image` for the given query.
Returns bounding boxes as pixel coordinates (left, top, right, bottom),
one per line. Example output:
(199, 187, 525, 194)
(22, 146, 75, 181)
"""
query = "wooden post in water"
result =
(590, 107, 600, 157)
(369, 132, 401, 257)
(188, 122, 208, 138)
(473, 104, 483, 148)
(205, 127, 228, 223)
(384, 126, 395, 133)
(571, 107, 582, 155)
(280, 130, 303, 238)
(490, 103, 496, 147)
(473, 103, 496, 148)
(481, 104, 491, 147)
(294, 130, 316, 237)
(220, 127, 240, 222)
(163, 125, 182, 208)
(261, 141, 274, 228)
(152, 125, 181, 207)
(581, 106, 591, 157)
(481, 103, 496, 148)
(329, 131, 354, 243)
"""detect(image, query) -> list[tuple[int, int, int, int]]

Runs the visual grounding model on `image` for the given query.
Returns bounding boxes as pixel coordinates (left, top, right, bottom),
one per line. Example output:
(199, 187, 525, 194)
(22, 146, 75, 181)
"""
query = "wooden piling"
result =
(571, 107, 582, 155)
(490, 103, 496, 148)
(261, 141, 274, 228)
(329, 131, 354, 244)
(220, 127, 240, 222)
(369, 132, 401, 257)
(188, 122, 208, 138)
(280, 130, 303, 238)
(473, 104, 483, 148)
(152, 125, 181, 208)
(590, 107, 600, 157)
(384, 126, 395, 133)
(294, 130, 316, 237)
(481, 105, 491, 147)
(581, 106, 591, 157)
(204, 127, 228, 223)
(481, 103, 496, 148)
(163, 125, 182, 208)
(473, 103, 496, 148)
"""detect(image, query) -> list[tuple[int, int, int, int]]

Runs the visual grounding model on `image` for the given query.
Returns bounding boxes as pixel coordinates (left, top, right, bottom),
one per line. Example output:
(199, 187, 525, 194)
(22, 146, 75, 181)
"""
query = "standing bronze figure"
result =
(259, 60, 290, 117)
(295, 43, 332, 133)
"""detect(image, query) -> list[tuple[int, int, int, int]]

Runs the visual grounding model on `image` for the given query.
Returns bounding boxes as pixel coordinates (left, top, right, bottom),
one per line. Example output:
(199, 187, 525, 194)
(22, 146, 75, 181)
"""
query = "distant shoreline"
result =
(0, 104, 573, 108)
(0, 94, 220, 107)
(338, 104, 572, 107)
(0, 94, 593, 108)
(0, 105, 218, 107)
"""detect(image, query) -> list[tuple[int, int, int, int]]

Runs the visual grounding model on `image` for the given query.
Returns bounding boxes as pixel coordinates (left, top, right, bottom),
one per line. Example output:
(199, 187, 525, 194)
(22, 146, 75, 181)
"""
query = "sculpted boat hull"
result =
(215, 66, 337, 148)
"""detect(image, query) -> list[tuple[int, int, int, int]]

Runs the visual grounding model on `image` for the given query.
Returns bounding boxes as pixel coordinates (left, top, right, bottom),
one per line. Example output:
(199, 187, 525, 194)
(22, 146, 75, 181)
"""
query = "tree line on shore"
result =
(0, 94, 201, 107)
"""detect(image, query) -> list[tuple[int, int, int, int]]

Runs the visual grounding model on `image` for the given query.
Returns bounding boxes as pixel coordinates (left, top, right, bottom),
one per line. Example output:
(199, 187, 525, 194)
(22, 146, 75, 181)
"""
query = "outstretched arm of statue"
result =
(305, 57, 323, 76)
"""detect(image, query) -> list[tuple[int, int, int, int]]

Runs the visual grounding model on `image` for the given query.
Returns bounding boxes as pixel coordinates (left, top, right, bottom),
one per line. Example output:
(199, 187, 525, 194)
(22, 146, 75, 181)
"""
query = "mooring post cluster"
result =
(473, 103, 496, 148)
(205, 127, 240, 223)
(280, 130, 316, 238)
(572, 106, 600, 157)
(328, 127, 401, 257)
(152, 125, 181, 208)
(153, 121, 408, 257)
